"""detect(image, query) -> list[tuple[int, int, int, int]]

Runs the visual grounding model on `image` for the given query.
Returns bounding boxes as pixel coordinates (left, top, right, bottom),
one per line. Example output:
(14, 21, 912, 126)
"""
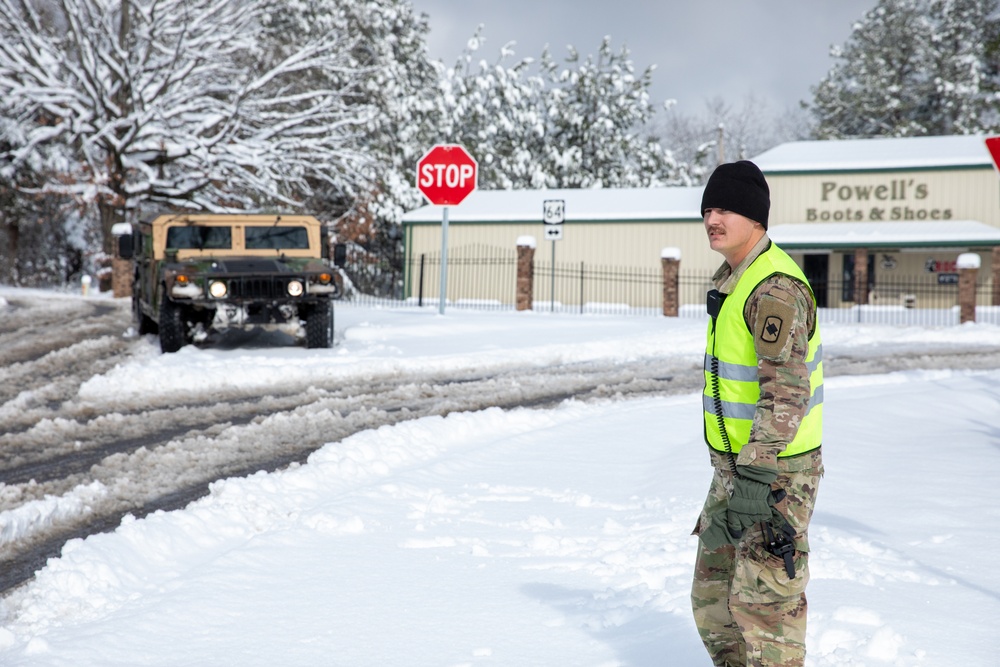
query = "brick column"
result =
(111, 223, 133, 299)
(853, 248, 869, 304)
(957, 252, 981, 324)
(992, 247, 1000, 307)
(111, 258, 132, 298)
(661, 247, 681, 317)
(516, 236, 536, 311)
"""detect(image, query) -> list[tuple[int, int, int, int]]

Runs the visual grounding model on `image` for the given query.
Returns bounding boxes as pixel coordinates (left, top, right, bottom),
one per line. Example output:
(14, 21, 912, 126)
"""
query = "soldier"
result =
(691, 160, 824, 667)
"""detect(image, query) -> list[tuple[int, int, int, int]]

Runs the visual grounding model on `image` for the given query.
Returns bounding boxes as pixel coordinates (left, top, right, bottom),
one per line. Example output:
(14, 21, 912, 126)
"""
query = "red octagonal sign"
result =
(416, 144, 478, 206)
(987, 136, 1000, 174)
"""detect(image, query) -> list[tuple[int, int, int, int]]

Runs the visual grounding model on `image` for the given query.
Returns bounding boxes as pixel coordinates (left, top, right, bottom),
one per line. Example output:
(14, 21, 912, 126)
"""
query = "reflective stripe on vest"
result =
(703, 244, 824, 457)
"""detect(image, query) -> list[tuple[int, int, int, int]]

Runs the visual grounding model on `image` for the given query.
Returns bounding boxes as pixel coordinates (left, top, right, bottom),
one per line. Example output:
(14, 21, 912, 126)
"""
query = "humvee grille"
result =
(221, 259, 284, 273)
(227, 276, 291, 300)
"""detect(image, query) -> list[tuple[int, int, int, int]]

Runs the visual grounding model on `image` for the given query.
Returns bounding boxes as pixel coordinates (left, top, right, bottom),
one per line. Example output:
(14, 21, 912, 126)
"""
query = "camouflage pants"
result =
(691, 448, 823, 667)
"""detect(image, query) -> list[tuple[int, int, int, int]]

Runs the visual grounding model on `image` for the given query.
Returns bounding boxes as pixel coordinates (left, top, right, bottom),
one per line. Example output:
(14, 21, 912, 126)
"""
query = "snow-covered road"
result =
(3, 287, 1000, 601)
(1, 291, 702, 592)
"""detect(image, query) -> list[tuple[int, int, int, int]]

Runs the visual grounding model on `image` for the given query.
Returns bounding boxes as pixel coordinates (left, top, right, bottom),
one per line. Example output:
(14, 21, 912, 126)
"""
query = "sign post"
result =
(416, 145, 478, 314)
(440, 206, 449, 313)
(543, 199, 565, 313)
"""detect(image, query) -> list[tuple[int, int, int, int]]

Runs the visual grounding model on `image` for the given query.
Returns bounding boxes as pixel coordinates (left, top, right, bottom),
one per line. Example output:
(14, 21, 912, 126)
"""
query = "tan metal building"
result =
(755, 135, 1000, 309)
(401, 187, 706, 307)
(401, 135, 1000, 309)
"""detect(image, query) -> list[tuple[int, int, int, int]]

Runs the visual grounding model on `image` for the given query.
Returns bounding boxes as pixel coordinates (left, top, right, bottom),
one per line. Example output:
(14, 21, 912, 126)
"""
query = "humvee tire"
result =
(305, 300, 333, 349)
(159, 298, 187, 353)
(134, 294, 158, 335)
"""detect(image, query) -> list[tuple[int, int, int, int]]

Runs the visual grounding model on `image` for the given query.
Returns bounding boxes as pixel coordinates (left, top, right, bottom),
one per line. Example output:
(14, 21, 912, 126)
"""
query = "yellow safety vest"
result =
(703, 244, 823, 457)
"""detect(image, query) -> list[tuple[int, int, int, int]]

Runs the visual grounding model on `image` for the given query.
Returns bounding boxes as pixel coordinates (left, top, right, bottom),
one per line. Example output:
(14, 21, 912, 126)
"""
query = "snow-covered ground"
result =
(1, 294, 999, 666)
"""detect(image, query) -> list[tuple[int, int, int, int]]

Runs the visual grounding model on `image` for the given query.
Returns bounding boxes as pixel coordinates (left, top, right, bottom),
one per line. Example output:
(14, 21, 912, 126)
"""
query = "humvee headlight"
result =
(287, 280, 304, 297)
(209, 280, 228, 298)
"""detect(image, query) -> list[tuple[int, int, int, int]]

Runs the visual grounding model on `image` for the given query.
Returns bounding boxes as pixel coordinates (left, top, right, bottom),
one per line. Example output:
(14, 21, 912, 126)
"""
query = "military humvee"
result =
(118, 213, 345, 353)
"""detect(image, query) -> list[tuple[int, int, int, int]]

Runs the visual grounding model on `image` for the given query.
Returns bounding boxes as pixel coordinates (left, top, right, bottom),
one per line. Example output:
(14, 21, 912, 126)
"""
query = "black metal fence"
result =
(339, 251, 1000, 326)
(406, 245, 518, 310)
(817, 274, 1000, 326)
(339, 252, 405, 299)
(530, 262, 679, 316)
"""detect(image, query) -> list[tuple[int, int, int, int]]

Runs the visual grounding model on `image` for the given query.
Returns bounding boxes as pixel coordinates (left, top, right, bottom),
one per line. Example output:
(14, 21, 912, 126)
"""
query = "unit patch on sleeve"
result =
(762, 316, 783, 343)
(754, 293, 797, 362)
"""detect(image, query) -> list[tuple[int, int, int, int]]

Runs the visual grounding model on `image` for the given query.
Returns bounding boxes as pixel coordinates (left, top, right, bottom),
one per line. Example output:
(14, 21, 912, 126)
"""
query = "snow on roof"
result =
(403, 135, 1000, 224)
(752, 135, 994, 173)
(769, 220, 1000, 249)
(402, 187, 704, 223)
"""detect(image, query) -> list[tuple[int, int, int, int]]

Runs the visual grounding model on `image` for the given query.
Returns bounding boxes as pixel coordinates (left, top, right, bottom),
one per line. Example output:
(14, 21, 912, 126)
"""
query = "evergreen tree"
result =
(255, 0, 442, 259)
(925, 0, 1000, 133)
(0, 116, 93, 286)
(808, 0, 1000, 138)
(436, 31, 685, 190)
(539, 38, 681, 188)
(435, 30, 550, 189)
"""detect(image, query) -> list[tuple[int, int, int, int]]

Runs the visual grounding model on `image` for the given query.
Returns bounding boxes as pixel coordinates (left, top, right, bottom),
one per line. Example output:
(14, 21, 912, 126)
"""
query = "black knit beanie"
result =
(700, 160, 770, 229)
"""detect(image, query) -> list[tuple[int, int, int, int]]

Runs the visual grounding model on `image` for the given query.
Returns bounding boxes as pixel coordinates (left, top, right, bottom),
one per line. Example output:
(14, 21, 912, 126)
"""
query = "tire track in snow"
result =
(3, 293, 1000, 596)
(0, 294, 699, 594)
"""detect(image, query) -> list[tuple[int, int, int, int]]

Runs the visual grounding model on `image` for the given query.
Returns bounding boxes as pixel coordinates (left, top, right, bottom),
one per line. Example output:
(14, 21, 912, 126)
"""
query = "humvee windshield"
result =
(166, 226, 232, 250)
(163, 225, 310, 251)
(245, 226, 309, 250)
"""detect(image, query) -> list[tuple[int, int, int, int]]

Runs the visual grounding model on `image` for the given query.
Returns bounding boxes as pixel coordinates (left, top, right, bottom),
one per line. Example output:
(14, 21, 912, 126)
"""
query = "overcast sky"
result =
(409, 0, 879, 118)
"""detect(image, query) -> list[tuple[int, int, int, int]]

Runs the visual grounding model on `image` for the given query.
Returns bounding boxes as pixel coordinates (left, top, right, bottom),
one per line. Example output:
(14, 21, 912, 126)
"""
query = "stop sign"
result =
(416, 144, 478, 206)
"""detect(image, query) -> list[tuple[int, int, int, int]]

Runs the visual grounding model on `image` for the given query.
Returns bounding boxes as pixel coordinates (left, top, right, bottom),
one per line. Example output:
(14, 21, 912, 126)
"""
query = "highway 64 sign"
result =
(543, 199, 565, 241)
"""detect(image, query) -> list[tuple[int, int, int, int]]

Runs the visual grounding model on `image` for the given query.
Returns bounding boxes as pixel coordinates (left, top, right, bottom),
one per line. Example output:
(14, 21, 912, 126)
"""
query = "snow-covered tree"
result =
(925, 0, 1000, 133)
(434, 32, 549, 189)
(255, 0, 441, 252)
(807, 0, 1000, 138)
(435, 31, 686, 190)
(0, 0, 376, 262)
(538, 38, 682, 188)
(0, 108, 95, 286)
(0, 4, 697, 285)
